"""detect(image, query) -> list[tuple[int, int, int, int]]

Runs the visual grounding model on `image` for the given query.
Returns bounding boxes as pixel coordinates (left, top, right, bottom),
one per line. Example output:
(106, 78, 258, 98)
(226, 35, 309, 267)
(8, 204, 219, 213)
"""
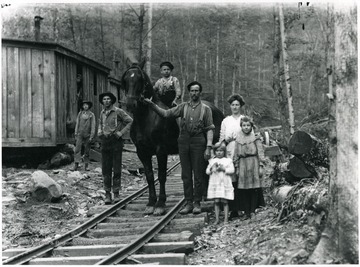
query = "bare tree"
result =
(272, 6, 290, 142)
(279, 4, 295, 135)
(145, 3, 153, 76)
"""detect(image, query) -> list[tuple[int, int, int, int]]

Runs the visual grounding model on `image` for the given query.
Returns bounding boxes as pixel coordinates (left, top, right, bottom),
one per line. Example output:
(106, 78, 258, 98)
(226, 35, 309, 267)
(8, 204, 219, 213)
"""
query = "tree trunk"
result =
(67, 8, 77, 50)
(204, 51, 207, 80)
(194, 28, 199, 81)
(221, 56, 225, 113)
(279, 4, 295, 135)
(164, 25, 169, 58)
(79, 14, 88, 55)
(214, 24, 220, 106)
(273, 7, 290, 143)
(309, 3, 358, 264)
(244, 46, 247, 90)
(52, 8, 59, 43)
(238, 43, 242, 93)
(178, 57, 186, 103)
(307, 38, 319, 106)
(137, 4, 146, 61)
(145, 3, 152, 76)
(258, 33, 262, 90)
(98, 8, 106, 63)
(232, 49, 236, 95)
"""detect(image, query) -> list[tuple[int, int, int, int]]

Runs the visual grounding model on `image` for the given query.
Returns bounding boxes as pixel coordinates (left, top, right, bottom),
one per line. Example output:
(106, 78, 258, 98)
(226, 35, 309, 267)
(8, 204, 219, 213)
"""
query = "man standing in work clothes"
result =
(144, 81, 214, 214)
(98, 92, 133, 204)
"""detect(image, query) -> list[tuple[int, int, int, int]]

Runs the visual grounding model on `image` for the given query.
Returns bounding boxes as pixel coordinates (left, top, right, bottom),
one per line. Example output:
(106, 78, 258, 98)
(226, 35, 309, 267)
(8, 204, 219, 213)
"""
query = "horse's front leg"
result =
(137, 149, 157, 215)
(153, 152, 168, 216)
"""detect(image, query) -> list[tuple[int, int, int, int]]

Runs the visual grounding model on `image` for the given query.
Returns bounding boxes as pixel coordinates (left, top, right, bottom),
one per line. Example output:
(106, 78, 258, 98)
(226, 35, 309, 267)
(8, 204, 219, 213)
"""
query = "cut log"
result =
(288, 156, 316, 178)
(288, 131, 329, 168)
(288, 131, 321, 155)
(271, 185, 293, 203)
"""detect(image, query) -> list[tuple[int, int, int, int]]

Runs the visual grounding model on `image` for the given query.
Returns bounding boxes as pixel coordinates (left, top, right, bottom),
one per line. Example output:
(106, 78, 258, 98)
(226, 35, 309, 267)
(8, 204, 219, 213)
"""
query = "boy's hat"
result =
(213, 141, 226, 153)
(99, 91, 116, 105)
(160, 61, 174, 70)
(81, 100, 93, 109)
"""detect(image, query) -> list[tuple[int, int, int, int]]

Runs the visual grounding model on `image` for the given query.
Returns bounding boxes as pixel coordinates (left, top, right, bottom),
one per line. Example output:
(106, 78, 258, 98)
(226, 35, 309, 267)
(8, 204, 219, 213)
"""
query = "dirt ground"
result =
(2, 148, 324, 264)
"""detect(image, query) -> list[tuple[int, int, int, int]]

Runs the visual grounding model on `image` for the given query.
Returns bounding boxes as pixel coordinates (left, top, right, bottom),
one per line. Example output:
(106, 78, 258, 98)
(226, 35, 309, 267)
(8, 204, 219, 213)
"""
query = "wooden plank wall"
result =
(56, 54, 78, 142)
(2, 46, 56, 147)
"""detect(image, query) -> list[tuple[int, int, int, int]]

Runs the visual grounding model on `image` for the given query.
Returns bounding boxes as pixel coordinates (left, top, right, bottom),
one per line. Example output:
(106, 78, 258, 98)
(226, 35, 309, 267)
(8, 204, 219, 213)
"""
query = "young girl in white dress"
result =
(206, 142, 235, 224)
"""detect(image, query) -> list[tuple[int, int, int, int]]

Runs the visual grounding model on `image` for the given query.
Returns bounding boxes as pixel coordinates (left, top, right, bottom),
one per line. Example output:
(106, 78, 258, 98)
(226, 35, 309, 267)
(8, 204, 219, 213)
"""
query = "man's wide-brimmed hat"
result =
(81, 100, 93, 109)
(99, 92, 116, 105)
(160, 61, 174, 70)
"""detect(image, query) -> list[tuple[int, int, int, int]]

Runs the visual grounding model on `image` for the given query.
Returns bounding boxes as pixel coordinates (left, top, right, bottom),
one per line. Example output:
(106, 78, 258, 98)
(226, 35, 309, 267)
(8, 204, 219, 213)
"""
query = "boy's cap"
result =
(160, 61, 174, 70)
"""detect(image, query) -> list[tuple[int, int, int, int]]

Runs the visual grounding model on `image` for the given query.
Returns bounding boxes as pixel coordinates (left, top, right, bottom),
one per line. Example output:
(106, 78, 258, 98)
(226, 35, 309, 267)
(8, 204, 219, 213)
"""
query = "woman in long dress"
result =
(219, 94, 245, 219)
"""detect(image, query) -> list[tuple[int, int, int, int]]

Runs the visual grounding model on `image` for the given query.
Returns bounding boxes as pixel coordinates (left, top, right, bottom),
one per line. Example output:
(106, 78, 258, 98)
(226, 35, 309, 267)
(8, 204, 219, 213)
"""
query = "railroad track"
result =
(2, 160, 210, 265)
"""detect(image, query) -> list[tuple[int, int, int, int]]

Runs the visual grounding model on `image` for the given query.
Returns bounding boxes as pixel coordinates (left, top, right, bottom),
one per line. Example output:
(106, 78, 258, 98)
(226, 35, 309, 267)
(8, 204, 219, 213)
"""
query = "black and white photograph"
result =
(1, 0, 358, 265)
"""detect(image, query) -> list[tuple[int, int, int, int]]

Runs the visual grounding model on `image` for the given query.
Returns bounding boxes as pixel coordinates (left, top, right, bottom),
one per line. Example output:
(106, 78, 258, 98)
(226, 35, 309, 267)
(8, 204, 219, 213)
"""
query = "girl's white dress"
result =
(206, 157, 235, 200)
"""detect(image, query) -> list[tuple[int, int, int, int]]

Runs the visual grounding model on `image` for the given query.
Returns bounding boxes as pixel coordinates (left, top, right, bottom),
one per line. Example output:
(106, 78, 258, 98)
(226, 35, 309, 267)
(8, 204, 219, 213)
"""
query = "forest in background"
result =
(2, 2, 330, 128)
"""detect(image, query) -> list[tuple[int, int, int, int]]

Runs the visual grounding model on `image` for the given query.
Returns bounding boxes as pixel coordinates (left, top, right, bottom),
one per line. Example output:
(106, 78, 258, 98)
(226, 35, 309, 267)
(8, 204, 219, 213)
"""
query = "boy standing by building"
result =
(71, 100, 96, 171)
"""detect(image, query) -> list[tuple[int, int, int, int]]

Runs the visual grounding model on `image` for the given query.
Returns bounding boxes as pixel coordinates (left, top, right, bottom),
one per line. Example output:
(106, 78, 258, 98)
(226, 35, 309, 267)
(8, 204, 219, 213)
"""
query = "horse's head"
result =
(121, 59, 153, 112)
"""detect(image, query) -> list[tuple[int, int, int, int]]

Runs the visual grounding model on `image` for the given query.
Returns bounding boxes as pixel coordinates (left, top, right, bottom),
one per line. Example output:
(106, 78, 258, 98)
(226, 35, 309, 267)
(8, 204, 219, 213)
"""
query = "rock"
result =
(122, 169, 130, 175)
(94, 167, 102, 174)
(54, 170, 67, 177)
(38, 160, 51, 170)
(97, 189, 106, 195)
(2, 194, 17, 203)
(68, 171, 83, 183)
(50, 152, 72, 168)
(30, 170, 63, 202)
(60, 144, 75, 157)
(7, 171, 32, 181)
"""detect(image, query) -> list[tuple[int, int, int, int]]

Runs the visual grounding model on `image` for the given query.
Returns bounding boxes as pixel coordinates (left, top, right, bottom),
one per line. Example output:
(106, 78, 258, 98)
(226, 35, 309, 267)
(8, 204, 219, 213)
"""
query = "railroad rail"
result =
(2, 160, 209, 265)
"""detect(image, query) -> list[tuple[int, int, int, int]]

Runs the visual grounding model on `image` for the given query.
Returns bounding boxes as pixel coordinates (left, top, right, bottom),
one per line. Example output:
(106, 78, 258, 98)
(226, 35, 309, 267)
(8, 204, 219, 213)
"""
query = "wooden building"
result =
(2, 38, 113, 147)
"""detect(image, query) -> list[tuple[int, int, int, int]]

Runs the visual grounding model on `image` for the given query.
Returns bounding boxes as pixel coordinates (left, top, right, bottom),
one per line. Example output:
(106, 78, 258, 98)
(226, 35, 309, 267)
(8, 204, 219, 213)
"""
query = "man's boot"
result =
(84, 163, 90, 171)
(104, 191, 112, 205)
(193, 201, 201, 214)
(179, 201, 193, 214)
(70, 162, 79, 171)
(113, 192, 121, 203)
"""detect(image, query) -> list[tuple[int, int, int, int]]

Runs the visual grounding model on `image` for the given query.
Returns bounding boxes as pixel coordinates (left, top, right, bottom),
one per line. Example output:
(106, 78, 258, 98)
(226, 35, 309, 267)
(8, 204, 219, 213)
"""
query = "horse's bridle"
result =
(121, 65, 151, 101)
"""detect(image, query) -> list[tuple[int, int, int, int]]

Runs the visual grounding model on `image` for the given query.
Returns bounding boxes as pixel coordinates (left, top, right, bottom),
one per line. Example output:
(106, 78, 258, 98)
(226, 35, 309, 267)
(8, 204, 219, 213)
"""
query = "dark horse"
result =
(121, 59, 224, 215)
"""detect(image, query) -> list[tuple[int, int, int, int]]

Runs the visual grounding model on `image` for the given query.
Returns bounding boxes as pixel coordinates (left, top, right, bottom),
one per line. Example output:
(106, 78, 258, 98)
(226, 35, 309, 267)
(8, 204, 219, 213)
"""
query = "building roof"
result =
(2, 38, 111, 74)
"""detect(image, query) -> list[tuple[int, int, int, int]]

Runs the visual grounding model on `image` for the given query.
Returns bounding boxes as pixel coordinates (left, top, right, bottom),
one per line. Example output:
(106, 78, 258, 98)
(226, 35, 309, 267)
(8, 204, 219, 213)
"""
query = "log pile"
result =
(270, 130, 330, 222)
(271, 131, 329, 185)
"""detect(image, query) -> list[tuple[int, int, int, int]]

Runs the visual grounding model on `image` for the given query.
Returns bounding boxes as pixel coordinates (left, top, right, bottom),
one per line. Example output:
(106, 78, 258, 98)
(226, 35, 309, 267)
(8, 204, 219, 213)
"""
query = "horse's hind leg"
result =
(137, 150, 157, 215)
(153, 153, 167, 216)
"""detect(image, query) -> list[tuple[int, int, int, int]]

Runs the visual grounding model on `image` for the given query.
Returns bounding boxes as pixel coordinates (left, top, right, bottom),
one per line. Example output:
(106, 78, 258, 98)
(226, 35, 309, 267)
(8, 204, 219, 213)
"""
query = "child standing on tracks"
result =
(154, 61, 181, 107)
(206, 142, 235, 224)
